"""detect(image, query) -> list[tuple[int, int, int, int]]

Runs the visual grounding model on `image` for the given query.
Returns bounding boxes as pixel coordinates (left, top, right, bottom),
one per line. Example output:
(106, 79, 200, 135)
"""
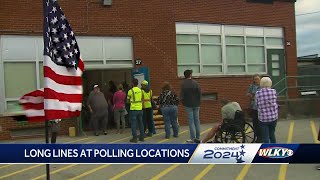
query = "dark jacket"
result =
(180, 79, 201, 107)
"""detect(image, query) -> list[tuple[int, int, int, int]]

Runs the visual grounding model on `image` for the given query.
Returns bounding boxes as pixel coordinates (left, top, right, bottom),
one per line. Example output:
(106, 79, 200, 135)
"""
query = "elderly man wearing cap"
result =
(87, 84, 109, 136)
(201, 98, 242, 143)
(141, 80, 154, 137)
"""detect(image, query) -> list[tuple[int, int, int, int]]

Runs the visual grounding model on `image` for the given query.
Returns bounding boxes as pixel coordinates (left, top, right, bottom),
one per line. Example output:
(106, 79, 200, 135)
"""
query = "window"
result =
(4, 62, 37, 98)
(176, 23, 284, 76)
(176, 34, 222, 75)
(226, 36, 245, 73)
(246, 37, 265, 73)
(201, 35, 222, 74)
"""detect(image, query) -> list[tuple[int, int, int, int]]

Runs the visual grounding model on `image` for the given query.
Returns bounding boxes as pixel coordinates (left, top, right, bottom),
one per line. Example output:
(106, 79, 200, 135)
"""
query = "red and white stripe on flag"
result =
(43, 56, 84, 120)
(19, 89, 45, 122)
(19, 57, 84, 122)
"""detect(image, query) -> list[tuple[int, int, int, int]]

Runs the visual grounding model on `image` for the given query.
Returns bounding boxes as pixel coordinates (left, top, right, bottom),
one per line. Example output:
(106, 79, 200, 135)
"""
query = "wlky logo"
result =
(202, 144, 247, 163)
(258, 147, 294, 159)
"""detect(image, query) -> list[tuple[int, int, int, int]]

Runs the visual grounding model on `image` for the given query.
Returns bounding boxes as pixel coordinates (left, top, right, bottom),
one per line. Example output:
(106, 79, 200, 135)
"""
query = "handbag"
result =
(150, 90, 157, 110)
(151, 100, 157, 110)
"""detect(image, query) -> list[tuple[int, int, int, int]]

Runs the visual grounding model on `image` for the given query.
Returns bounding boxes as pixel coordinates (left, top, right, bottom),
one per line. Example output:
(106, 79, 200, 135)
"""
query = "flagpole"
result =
(45, 120, 50, 180)
(43, 0, 50, 180)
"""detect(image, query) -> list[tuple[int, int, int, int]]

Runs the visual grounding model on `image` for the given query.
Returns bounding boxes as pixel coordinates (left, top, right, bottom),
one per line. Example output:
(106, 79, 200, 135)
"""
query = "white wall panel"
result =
(245, 27, 264, 36)
(2, 36, 36, 60)
(199, 24, 221, 34)
(264, 27, 283, 37)
(176, 23, 198, 34)
(225, 26, 244, 35)
(77, 37, 104, 60)
(104, 37, 133, 60)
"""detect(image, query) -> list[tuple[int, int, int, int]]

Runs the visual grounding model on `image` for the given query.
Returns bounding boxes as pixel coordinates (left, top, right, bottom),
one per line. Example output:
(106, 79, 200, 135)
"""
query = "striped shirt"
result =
(256, 88, 278, 122)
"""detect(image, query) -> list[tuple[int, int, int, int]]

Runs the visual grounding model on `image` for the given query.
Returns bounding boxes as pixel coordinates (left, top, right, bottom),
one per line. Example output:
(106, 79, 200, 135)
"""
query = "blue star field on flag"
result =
(44, 0, 80, 69)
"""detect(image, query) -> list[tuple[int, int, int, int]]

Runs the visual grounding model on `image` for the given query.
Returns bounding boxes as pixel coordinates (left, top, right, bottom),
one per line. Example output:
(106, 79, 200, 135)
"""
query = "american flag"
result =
(20, 0, 84, 121)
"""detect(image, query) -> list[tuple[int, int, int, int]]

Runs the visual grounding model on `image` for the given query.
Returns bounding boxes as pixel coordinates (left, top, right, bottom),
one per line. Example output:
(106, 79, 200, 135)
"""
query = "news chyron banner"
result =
(0, 144, 319, 164)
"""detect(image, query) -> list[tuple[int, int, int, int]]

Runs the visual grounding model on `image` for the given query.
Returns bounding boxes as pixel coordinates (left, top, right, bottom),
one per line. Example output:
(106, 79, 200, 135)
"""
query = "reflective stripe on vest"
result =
(130, 87, 142, 103)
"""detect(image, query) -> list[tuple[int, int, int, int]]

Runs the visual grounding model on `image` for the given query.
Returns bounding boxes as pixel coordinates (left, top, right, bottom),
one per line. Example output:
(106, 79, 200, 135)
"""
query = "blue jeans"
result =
(152, 117, 156, 134)
(130, 110, 144, 139)
(161, 105, 179, 138)
(260, 120, 277, 143)
(185, 107, 200, 140)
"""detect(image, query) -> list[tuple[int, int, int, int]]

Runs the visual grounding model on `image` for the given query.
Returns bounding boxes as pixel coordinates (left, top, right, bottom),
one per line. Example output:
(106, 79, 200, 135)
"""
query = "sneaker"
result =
(139, 138, 144, 142)
(317, 166, 320, 170)
(165, 136, 170, 139)
(103, 131, 108, 135)
(194, 139, 201, 143)
(95, 133, 99, 136)
(130, 138, 138, 143)
(186, 139, 194, 143)
(173, 135, 178, 138)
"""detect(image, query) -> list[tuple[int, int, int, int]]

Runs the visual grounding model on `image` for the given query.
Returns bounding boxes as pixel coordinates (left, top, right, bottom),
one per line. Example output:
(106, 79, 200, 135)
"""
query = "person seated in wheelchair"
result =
(201, 98, 242, 143)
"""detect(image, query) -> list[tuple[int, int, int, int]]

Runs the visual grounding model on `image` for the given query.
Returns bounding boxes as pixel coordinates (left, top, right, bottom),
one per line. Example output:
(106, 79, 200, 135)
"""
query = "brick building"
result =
(0, 0, 297, 140)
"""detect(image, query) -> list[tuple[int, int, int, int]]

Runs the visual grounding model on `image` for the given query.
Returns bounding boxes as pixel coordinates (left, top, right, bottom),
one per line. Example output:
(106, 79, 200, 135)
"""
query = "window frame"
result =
(0, 35, 134, 114)
(176, 23, 284, 77)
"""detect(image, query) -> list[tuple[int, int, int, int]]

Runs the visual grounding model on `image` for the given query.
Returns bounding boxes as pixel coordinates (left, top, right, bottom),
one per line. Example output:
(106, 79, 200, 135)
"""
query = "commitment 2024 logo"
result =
(258, 147, 294, 159)
(202, 144, 246, 163)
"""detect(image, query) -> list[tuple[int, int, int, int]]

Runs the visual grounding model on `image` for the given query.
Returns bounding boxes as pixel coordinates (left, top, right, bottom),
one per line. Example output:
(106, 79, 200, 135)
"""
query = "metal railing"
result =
(273, 75, 320, 99)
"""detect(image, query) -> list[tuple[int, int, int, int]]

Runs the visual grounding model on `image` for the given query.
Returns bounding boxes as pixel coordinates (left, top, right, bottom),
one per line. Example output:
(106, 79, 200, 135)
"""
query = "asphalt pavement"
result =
(0, 119, 319, 180)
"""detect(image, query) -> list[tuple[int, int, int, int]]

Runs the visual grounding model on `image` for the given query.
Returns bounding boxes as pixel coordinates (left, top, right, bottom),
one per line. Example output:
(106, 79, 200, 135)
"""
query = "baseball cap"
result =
(93, 84, 99, 88)
(141, 80, 148, 86)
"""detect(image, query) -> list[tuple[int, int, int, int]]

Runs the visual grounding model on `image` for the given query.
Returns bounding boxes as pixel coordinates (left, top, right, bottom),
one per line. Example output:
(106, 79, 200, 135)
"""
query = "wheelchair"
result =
(213, 110, 256, 143)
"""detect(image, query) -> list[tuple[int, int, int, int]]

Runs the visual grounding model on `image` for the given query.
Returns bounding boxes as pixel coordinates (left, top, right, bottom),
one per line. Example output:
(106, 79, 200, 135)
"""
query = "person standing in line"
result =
(87, 85, 109, 136)
(255, 77, 278, 143)
(180, 69, 202, 143)
(122, 81, 131, 128)
(113, 84, 127, 134)
(50, 119, 61, 143)
(106, 80, 117, 129)
(158, 82, 179, 139)
(141, 80, 154, 137)
(247, 74, 262, 143)
(127, 78, 144, 143)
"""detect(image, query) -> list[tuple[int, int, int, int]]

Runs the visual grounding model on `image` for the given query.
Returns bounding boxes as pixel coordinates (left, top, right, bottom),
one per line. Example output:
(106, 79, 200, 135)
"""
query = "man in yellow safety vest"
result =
(141, 80, 154, 137)
(127, 78, 144, 143)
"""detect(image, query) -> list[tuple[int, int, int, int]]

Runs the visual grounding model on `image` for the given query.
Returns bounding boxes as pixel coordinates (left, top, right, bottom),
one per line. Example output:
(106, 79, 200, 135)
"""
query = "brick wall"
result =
(0, 116, 78, 140)
(0, 0, 297, 126)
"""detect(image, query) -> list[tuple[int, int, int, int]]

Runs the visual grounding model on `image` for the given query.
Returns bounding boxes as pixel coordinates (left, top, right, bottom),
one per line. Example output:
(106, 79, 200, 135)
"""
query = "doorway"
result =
(267, 49, 286, 95)
(81, 69, 132, 130)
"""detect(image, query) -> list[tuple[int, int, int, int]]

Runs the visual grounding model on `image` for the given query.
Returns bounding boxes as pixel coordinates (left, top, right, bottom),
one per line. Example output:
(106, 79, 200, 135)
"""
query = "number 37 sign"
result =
(135, 59, 142, 65)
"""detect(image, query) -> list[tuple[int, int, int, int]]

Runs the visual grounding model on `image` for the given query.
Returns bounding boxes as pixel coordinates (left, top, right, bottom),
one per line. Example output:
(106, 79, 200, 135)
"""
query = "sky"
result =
(295, 0, 320, 57)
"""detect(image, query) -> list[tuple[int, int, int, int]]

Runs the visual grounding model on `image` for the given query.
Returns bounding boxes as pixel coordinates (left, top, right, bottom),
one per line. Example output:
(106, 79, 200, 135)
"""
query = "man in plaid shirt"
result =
(256, 77, 278, 143)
